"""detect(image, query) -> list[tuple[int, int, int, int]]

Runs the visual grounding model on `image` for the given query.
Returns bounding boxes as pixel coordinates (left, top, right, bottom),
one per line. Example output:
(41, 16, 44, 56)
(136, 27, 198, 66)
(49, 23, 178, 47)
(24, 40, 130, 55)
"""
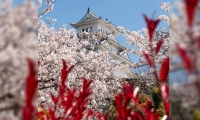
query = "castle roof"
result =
(70, 7, 122, 36)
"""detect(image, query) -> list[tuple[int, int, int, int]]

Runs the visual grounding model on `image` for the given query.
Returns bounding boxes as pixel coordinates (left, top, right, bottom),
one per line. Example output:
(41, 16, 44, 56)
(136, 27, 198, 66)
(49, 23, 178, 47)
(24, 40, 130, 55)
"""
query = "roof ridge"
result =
(88, 11, 99, 18)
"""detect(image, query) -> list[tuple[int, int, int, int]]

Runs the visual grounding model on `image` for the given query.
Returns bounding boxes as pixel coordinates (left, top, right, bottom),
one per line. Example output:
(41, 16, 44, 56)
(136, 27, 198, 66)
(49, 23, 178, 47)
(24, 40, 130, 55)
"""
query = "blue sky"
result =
(39, 0, 172, 62)
(39, 0, 171, 30)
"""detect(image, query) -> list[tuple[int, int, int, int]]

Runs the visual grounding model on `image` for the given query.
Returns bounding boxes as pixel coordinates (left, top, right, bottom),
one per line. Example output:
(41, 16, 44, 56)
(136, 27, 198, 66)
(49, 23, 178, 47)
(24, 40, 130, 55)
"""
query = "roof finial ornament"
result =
(87, 6, 90, 12)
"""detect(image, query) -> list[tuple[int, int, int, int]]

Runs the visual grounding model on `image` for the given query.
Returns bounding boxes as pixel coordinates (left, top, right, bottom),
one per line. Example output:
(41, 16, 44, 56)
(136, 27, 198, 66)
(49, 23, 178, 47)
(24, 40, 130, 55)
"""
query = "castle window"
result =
(82, 29, 84, 32)
(86, 28, 88, 32)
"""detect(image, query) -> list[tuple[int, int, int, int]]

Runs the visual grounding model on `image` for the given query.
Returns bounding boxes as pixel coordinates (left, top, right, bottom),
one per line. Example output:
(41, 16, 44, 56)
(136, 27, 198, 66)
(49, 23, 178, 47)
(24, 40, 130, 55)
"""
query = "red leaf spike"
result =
(86, 109, 93, 119)
(177, 44, 192, 72)
(143, 14, 160, 42)
(22, 59, 38, 120)
(155, 39, 163, 54)
(160, 83, 169, 102)
(184, 0, 198, 27)
(25, 58, 38, 106)
(159, 57, 169, 82)
(143, 52, 152, 67)
(165, 101, 170, 117)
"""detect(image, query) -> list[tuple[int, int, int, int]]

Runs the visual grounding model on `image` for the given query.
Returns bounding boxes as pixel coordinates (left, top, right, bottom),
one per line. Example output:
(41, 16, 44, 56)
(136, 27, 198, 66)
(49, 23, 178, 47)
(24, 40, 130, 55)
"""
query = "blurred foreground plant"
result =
(170, 0, 200, 119)
(0, 0, 37, 119)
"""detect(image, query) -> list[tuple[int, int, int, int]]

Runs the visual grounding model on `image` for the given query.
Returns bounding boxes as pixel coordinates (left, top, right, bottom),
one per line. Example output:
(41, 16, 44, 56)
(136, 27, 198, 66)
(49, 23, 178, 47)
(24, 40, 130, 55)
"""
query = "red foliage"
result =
(38, 61, 41, 66)
(95, 112, 102, 120)
(198, 36, 200, 49)
(143, 52, 152, 67)
(131, 112, 143, 120)
(115, 94, 131, 120)
(177, 44, 192, 72)
(164, 102, 170, 117)
(143, 14, 160, 42)
(122, 83, 138, 106)
(50, 93, 59, 105)
(25, 59, 37, 105)
(61, 59, 74, 88)
(184, 0, 199, 27)
(159, 57, 169, 82)
(22, 59, 37, 120)
(143, 101, 160, 120)
(22, 104, 36, 120)
(103, 112, 109, 120)
(160, 83, 169, 103)
(86, 109, 93, 119)
(49, 108, 57, 120)
(115, 83, 141, 120)
(155, 40, 163, 54)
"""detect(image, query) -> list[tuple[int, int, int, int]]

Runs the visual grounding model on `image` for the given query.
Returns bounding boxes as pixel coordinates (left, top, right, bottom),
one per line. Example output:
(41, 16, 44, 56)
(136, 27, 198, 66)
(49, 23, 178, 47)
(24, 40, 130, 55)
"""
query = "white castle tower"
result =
(71, 7, 137, 78)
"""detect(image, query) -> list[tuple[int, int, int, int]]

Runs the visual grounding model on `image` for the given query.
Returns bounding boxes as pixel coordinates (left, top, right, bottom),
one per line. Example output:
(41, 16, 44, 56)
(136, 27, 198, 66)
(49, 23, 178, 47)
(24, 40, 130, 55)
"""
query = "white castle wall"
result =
(97, 23, 112, 34)
(77, 23, 98, 33)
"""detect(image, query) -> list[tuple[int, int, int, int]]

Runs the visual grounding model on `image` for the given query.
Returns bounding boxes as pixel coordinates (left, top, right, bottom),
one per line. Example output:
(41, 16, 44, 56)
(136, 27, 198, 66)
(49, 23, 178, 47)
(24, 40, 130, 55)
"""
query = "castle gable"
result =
(78, 12, 98, 23)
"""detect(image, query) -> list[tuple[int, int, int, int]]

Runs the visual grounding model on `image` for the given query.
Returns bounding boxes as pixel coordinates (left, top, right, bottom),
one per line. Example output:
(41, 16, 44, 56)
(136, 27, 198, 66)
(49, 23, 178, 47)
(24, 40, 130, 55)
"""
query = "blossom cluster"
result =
(170, 0, 200, 119)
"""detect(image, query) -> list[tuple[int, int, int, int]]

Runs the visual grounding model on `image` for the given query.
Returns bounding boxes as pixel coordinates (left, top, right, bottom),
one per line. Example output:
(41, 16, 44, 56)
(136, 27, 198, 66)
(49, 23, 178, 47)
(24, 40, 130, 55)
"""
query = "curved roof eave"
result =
(70, 11, 122, 35)
(70, 20, 98, 29)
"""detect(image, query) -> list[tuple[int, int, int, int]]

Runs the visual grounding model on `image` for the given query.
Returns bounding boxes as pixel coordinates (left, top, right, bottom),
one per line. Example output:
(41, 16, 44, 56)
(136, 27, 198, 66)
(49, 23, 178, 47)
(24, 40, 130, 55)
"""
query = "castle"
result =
(70, 7, 137, 78)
